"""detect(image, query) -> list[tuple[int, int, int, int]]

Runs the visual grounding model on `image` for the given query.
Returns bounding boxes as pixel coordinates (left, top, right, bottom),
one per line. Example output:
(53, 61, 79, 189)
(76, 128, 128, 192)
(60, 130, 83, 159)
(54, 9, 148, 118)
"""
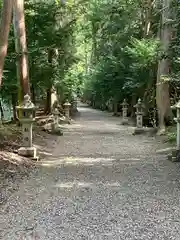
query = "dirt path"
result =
(1, 104, 180, 239)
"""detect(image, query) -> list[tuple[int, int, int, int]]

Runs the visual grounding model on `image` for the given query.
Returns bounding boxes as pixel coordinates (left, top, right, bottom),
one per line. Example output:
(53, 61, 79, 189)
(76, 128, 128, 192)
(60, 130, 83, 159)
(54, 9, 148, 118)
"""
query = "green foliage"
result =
(79, 0, 160, 107)
(165, 126, 176, 143)
(56, 62, 84, 101)
(1, 0, 180, 123)
(125, 38, 159, 67)
(1, 0, 80, 107)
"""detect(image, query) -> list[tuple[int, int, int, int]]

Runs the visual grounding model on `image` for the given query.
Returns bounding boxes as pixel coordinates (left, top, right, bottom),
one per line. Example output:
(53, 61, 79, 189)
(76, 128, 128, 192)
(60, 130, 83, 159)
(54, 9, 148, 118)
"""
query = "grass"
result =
(0, 123, 34, 205)
(164, 125, 176, 144)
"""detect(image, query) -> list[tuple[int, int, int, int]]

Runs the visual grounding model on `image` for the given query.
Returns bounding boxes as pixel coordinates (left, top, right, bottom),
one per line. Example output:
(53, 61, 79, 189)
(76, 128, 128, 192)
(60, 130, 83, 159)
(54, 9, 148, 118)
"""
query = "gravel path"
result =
(1, 104, 180, 239)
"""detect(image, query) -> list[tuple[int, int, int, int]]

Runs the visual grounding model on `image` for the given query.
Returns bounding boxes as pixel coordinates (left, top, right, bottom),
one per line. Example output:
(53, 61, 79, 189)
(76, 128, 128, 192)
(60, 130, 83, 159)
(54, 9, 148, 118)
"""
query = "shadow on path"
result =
(0, 104, 180, 240)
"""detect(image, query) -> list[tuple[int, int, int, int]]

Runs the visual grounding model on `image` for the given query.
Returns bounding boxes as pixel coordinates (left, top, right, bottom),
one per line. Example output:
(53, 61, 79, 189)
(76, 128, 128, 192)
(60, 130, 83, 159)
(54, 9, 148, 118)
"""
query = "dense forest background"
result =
(0, 0, 179, 135)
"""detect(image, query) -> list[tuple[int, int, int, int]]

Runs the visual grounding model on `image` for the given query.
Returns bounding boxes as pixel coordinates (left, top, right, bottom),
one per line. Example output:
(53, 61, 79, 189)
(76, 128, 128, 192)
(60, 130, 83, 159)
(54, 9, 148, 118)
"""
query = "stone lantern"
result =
(72, 92, 78, 113)
(168, 100, 180, 162)
(133, 98, 145, 134)
(16, 94, 38, 159)
(63, 100, 71, 119)
(53, 107, 59, 129)
(121, 99, 129, 125)
(51, 107, 63, 135)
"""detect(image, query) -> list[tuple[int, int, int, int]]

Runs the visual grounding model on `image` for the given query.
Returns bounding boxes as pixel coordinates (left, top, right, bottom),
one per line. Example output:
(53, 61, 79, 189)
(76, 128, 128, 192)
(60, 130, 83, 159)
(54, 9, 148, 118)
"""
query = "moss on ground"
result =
(164, 126, 176, 144)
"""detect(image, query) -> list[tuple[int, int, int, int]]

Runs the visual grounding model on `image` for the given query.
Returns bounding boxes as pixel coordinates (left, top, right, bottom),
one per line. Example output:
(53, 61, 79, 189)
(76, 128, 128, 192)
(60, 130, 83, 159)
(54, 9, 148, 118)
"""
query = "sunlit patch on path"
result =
(0, 105, 180, 240)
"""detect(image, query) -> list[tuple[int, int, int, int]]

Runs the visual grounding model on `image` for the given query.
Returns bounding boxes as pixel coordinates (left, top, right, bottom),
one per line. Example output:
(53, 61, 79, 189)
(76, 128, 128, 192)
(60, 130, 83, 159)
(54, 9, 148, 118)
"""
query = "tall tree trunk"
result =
(130, 94, 136, 117)
(45, 87, 52, 114)
(85, 40, 88, 74)
(44, 49, 54, 114)
(31, 84, 36, 117)
(113, 96, 118, 116)
(44, 48, 58, 114)
(0, 99, 4, 121)
(156, 0, 172, 135)
(113, 102, 118, 116)
(31, 84, 35, 104)
(91, 22, 98, 65)
(143, 0, 153, 37)
(142, 0, 154, 111)
(0, 0, 13, 87)
(12, 93, 18, 121)
(13, 0, 30, 98)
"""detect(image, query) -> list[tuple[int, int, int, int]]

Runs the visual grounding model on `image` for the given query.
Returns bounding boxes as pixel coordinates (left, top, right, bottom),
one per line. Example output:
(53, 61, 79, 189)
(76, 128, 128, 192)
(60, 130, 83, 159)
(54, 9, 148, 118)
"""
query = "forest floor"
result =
(0, 103, 180, 239)
(0, 123, 51, 206)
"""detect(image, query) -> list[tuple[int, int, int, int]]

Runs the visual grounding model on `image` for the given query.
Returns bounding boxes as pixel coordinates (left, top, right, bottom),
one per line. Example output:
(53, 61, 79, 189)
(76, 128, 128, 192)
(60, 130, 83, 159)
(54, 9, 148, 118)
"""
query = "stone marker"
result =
(121, 99, 129, 125)
(64, 100, 71, 119)
(51, 87, 58, 112)
(53, 108, 59, 128)
(72, 99, 78, 113)
(51, 107, 63, 135)
(16, 94, 38, 160)
(168, 100, 180, 162)
(133, 98, 145, 134)
(72, 92, 78, 113)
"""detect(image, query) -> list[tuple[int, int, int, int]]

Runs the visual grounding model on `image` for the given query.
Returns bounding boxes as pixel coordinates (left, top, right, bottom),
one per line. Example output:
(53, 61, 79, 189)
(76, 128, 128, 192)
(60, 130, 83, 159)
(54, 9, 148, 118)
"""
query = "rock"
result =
(50, 127, 63, 136)
(59, 117, 71, 124)
(168, 149, 180, 162)
(42, 122, 63, 136)
(132, 127, 157, 135)
(36, 116, 54, 126)
(18, 147, 38, 160)
(42, 123, 53, 131)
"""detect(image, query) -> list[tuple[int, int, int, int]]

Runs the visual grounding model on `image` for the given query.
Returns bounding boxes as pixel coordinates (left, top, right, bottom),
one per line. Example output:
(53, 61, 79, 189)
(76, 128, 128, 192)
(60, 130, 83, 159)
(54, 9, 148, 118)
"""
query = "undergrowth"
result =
(165, 126, 176, 144)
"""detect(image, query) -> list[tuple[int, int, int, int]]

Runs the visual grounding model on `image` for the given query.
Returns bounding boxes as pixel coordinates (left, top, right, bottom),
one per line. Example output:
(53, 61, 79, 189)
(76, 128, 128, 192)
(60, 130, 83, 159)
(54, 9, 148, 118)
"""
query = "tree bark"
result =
(143, 0, 153, 37)
(13, 0, 30, 97)
(44, 49, 53, 114)
(90, 22, 98, 65)
(0, 0, 13, 87)
(113, 101, 118, 116)
(113, 96, 119, 116)
(156, 0, 172, 135)
(44, 48, 58, 114)
(31, 84, 35, 104)
(44, 88, 52, 114)
(0, 99, 4, 121)
(12, 93, 18, 121)
(130, 94, 136, 117)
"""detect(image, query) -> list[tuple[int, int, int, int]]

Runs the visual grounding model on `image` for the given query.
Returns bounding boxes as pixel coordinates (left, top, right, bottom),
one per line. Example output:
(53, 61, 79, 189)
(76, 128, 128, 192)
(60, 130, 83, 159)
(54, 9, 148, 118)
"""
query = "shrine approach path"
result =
(1, 103, 180, 240)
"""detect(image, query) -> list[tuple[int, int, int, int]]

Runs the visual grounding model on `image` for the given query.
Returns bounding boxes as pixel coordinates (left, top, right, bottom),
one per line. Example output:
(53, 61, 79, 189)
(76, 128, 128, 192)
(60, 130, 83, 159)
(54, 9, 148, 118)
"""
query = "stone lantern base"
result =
(168, 149, 180, 162)
(121, 118, 128, 125)
(133, 127, 145, 135)
(18, 146, 38, 160)
(133, 127, 157, 135)
(51, 123, 63, 135)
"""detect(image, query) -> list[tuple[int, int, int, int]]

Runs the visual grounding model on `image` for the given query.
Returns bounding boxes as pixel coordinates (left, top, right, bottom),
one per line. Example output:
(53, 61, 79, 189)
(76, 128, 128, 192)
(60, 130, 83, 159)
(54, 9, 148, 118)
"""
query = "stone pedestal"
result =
(121, 99, 128, 125)
(72, 100, 78, 112)
(168, 101, 180, 162)
(51, 87, 58, 112)
(51, 107, 63, 135)
(22, 121, 33, 147)
(72, 93, 78, 112)
(64, 100, 71, 119)
(53, 108, 59, 128)
(18, 147, 37, 159)
(16, 94, 38, 160)
(168, 149, 180, 162)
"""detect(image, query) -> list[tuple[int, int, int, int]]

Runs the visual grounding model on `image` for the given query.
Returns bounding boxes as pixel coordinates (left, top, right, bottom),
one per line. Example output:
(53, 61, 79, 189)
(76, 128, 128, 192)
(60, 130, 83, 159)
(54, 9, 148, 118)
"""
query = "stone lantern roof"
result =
(134, 98, 145, 109)
(64, 100, 71, 107)
(16, 94, 35, 110)
(121, 99, 129, 107)
(171, 100, 180, 109)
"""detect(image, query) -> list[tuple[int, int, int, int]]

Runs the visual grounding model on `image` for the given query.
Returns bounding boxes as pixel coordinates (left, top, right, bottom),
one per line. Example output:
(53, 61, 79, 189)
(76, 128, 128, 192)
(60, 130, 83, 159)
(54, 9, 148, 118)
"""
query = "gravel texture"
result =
(1, 104, 180, 239)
